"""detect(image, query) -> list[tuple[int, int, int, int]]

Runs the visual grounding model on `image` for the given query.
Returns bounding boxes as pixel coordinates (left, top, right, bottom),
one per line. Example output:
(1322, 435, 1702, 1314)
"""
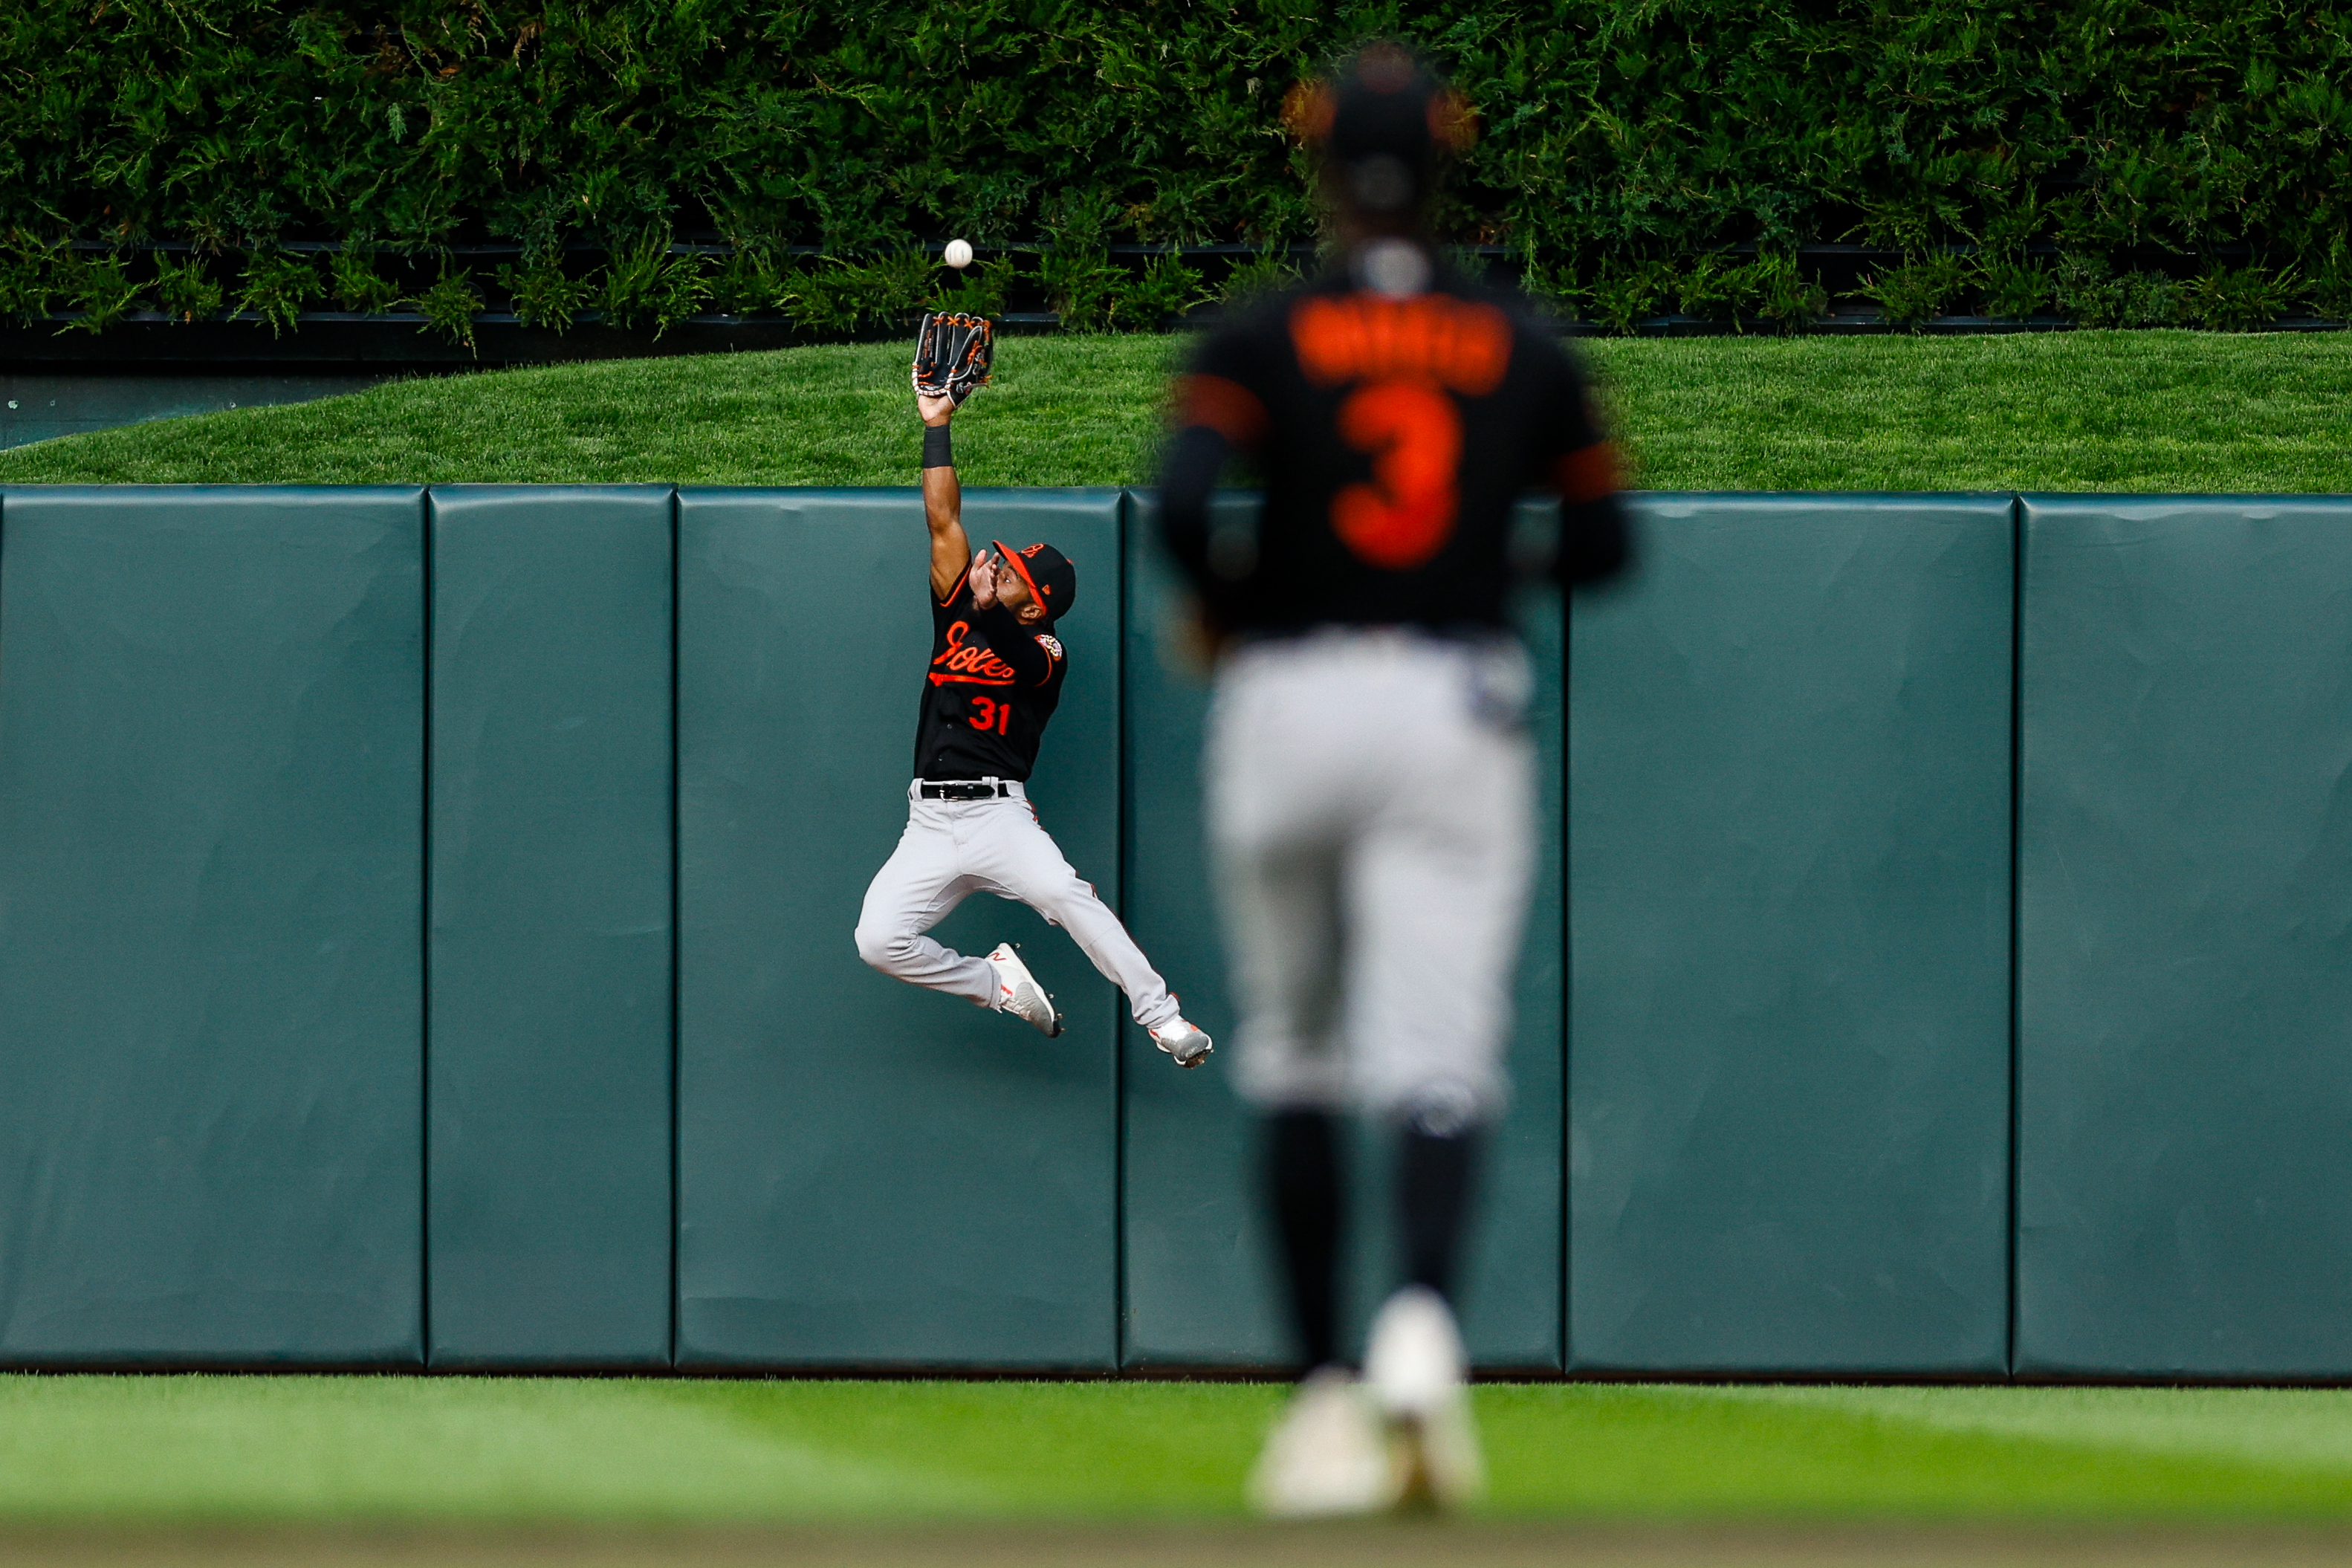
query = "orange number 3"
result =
(1331, 380, 1462, 570)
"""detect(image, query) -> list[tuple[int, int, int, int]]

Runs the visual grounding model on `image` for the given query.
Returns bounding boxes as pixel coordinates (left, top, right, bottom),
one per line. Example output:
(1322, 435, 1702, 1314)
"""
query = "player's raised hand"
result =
(913, 310, 994, 416)
(969, 547, 1000, 607)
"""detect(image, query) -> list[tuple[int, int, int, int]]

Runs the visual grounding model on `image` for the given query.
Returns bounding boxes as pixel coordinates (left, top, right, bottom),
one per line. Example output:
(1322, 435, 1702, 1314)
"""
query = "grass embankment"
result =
(3, 331, 2351, 492)
(8, 1377, 2352, 1525)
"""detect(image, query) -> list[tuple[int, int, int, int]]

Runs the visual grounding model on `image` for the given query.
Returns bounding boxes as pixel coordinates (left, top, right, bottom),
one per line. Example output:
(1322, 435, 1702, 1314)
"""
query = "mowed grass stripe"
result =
(4, 331, 2352, 492)
(1723, 1384, 2352, 1473)
(659, 1380, 1276, 1516)
(6, 1379, 2352, 1522)
(1481, 1387, 2352, 1520)
(0, 1376, 963, 1522)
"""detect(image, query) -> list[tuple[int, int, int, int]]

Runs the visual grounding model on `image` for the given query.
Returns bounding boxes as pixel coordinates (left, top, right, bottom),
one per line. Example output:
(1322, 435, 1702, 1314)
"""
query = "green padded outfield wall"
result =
(1495, 575, 1566, 1371)
(0, 487, 424, 1365)
(15, 481, 2352, 1378)
(676, 489, 1124, 1368)
(1569, 494, 2013, 1375)
(1120, 494, 1567, 1372)
(426, 487, 674, 1368)
(2017, 496, 2352, 1378)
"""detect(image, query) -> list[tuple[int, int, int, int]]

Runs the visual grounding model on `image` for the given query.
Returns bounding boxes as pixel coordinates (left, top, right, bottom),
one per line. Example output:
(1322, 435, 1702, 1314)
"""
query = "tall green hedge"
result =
(7, 1, 2352, 327)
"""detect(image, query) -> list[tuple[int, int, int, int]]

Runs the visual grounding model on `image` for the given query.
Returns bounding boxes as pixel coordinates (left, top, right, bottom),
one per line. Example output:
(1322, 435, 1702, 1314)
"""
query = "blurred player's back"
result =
(1172, 265, 1622, 634)
(1157, 41, 1633, 1517)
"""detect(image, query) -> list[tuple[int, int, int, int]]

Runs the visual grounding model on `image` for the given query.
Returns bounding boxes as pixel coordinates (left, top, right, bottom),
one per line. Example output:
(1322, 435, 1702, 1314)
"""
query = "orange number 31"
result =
(1332, 380, 1462, 570)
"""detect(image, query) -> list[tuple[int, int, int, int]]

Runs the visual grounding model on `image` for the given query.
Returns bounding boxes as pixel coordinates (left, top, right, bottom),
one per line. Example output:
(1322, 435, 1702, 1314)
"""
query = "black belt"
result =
(920, 780, 1013, 800)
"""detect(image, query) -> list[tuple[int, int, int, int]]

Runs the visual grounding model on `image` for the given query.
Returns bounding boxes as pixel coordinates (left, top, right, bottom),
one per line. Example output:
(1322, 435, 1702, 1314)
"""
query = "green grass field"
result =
(16, 1376, 2352, 1524)
(4, 330, 2352, 492)
(7, 1374, 2352, 1565)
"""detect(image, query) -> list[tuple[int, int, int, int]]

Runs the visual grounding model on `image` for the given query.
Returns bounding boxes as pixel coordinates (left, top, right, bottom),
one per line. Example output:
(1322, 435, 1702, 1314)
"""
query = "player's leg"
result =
(1220, 834, 1349, 1370)
(1351, 728, 1533, 1283)
(1266, 1105, 1344, 1370)
(1347, 640, 1539, 1509)
(1230, 843, 1380, 1518)
(966, 796, 1211, 1059)
(1208, 642, 1361, 1124)
(1206, 644, 1389, 1517)
(852, 797, 992, 1005)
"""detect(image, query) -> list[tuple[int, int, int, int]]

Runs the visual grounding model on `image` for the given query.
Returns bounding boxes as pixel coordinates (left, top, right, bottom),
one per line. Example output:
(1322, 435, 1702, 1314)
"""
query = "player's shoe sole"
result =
(1364, 1285, 1486, 1511)
(985, 942, 1062, 1037)
(1150, 1019, 1214, 1069)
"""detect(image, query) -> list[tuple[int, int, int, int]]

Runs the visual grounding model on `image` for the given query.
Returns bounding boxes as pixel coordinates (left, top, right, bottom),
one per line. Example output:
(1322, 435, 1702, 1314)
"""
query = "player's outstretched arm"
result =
(920, 392, 970, 601)
(913, 309, 994, 600)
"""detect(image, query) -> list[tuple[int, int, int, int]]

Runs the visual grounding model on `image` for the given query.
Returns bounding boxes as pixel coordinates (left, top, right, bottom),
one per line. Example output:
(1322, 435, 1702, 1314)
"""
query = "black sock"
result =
(1397, 1122, 1481, 1302)
(1266, 1109, 1344, 1371)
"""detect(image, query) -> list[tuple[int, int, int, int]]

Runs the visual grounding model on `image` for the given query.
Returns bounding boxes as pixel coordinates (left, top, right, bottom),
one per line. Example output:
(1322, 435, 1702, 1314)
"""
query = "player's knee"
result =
(853, 920, 902, 973)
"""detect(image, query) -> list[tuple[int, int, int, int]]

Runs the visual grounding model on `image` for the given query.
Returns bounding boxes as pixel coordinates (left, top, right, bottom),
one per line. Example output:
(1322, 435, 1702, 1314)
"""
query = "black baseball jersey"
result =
(913, 564, 1068, 780)
(1159, 263, 1624, 635)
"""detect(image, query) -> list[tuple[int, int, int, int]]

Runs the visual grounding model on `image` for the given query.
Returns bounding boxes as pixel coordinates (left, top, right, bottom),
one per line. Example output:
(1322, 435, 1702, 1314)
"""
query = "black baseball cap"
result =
(1306, 43, 1472, 216)
(991, 540, 1078, 621)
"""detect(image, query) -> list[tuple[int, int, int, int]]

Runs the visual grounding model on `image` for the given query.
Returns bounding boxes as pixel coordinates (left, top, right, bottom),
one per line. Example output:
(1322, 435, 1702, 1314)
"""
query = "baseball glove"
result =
(912, 310, 994, 405)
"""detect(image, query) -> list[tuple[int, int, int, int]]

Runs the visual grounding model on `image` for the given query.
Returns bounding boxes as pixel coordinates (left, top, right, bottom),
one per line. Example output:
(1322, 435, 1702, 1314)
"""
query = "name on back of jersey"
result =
(1290, 294, 1512, 395)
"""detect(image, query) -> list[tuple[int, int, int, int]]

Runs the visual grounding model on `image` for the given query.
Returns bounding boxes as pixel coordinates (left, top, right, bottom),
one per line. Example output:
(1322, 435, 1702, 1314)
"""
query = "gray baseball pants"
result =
(1206, 629, 1535, 1124)
(854, 780, 1185, 1031)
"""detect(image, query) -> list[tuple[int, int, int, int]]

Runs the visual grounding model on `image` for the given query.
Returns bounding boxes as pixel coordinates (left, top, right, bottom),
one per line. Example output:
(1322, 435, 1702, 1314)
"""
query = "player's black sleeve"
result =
(1158, 328, 1271, 621)
(1558, 492, 1632, 589)
(1159, 423, 1234, 595)
(971, 603, 1059, 684)
(1526, 332, 1635, 590)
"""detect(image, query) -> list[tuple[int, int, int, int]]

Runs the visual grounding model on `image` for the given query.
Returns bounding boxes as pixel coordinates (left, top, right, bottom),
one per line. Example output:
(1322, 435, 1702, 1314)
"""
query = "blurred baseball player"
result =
(855, 312, 1214, 1069)
(1157, 45, 1632, 1514)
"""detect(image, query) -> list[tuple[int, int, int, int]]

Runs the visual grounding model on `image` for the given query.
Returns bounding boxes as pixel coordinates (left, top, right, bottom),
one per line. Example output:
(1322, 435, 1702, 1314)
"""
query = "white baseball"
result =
(943, 239, 975, 270)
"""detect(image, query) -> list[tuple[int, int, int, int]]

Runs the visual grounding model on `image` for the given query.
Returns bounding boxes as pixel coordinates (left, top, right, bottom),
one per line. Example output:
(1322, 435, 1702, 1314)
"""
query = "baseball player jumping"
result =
(854, 313, 1214, 1069)
(1158, 46, 1632, 1514)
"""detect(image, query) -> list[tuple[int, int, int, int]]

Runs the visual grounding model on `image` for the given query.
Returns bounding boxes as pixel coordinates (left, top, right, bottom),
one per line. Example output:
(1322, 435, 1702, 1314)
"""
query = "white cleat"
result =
(1149, 1018, 1214, 1069)
(1246, 1365, 1399, 1519)
(1364, 1285, 1486, 1511)
(985, 942, 1062, 1037)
